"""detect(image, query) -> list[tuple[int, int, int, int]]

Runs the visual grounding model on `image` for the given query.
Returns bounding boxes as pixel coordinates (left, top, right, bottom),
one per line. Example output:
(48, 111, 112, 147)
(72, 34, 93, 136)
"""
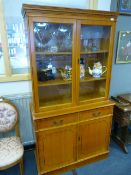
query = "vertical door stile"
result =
(29, 17, 40, 112)
(76, 20, 81, 105)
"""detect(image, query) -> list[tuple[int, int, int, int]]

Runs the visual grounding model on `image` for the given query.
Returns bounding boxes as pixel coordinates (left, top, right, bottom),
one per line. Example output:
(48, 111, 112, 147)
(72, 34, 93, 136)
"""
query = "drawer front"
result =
(79, 106, 113, 121)
(35, 113, 78, 130)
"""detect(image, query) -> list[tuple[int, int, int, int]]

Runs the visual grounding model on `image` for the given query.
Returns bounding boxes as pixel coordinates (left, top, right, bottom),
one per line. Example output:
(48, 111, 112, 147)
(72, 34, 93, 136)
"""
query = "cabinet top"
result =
(22, 4, 119, 19)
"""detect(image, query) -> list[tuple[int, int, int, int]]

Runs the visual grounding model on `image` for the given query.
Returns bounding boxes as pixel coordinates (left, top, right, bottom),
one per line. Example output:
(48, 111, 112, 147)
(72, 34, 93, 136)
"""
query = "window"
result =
(0, 0, 30, 82)
(6, 17, 29, 75)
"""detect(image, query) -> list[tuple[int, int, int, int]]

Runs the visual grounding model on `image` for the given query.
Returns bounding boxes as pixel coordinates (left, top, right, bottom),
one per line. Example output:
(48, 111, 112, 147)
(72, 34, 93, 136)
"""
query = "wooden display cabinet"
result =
(22, 4, 118, 175)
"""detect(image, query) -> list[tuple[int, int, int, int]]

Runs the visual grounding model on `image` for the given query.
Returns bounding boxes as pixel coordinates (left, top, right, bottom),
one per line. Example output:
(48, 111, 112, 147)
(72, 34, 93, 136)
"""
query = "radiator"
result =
(0, 93, 35, 146)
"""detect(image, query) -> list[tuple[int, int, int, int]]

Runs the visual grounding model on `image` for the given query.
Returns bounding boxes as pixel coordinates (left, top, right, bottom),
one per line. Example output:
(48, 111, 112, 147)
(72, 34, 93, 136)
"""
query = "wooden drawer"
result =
(35, 113, 78, 130)
(79, 106, 113, 121)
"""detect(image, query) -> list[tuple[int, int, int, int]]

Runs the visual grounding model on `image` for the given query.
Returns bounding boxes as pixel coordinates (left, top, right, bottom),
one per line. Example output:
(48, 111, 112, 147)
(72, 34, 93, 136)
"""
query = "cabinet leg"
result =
(120, 126, 128, 143)
(113, 121, 119, 135)
(72, 169, 78, 175)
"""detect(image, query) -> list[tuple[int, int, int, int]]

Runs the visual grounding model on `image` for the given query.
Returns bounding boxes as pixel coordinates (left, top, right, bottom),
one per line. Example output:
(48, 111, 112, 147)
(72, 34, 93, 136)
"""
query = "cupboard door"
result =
(77, 20, 114, 104)
(78, 115, 112, 160)
(36, 125, 77, 173)
(30, 18, 76, 111)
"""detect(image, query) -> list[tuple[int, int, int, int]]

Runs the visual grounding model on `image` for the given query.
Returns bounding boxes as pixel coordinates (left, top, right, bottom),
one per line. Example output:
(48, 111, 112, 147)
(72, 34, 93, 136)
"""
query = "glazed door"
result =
(36, 125, 77, 173)
(78, 115, 112, 160)
(30, 18, 76, 112)
(76, 20, 115, 104)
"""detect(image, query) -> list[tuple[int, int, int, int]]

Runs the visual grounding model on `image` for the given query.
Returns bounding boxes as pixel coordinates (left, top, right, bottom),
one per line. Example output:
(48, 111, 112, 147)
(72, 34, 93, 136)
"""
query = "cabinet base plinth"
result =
(39, 152, 109, 175)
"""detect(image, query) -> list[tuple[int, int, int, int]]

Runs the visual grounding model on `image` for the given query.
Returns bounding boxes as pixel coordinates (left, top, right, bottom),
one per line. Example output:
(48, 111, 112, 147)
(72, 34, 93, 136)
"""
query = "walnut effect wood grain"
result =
(23, 4, 118, 175)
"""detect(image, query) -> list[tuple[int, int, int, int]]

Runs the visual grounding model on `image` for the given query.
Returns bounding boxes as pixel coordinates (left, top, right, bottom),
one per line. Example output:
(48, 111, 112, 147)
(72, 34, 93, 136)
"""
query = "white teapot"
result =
(88, 62, 107, 78)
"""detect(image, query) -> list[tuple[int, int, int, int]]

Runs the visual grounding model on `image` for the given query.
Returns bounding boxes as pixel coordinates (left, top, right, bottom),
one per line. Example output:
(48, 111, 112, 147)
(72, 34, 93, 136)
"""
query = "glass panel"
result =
(0, 31, 5, 75)
(80, 80, 106, 101)
(6, 18, 29, 74)
(34, 22, 73, 107)
(3, 0, 30, 74)
(79, 25, 110, 101)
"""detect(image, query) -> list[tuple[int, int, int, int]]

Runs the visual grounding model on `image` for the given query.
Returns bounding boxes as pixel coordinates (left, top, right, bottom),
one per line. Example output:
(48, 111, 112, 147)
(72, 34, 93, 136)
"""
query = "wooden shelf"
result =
(80, 76, 106, 83)
(80, 93, 105, 102)
(36, 52, 72, 55)
(80, 50, 108, 54)
(36, 50, 108, 56)
(38, 79, 72, 87)
(39, 97, 71, 107)
(38, 77, 105, 87)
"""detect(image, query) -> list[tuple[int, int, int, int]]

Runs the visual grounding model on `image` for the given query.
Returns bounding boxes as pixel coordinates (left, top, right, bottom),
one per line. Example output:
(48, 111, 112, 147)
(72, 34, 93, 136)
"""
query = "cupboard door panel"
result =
(77, 20, 112, 104)
(36, 125, 77, 173)
(30, 17, 77, 111)
(78, 115, 112, 160)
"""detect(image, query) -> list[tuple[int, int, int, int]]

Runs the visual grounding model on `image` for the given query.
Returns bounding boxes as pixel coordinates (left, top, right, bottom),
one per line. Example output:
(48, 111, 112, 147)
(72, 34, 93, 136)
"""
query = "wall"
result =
(0, 81, 32, 96)
(22, 0, 89, 9)
(110, 0, 131, 96)
(97, 0, 111, 11)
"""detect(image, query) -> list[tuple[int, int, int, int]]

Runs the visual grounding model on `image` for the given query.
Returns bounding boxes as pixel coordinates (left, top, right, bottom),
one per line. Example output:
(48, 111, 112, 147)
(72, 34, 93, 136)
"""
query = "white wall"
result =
(0, 81, 32, 96)
(97, 0, 111, 11)
(22, 0, 90, 9)
(0, 0, 112, 96)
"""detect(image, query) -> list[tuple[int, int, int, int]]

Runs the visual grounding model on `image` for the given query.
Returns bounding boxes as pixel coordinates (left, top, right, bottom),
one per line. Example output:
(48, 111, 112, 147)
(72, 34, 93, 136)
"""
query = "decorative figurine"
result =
(65, 65, 72, 80)
(58, 65, 72, 80)
(88, 62, 107, 78)
(80, 58, 85, 79)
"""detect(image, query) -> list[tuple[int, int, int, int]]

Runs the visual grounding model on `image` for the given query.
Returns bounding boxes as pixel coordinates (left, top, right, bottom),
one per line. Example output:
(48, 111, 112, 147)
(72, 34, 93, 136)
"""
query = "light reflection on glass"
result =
(34, 22, 72, 52)
(0, 32, 5, 75)
(6, 19, 29, 74)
